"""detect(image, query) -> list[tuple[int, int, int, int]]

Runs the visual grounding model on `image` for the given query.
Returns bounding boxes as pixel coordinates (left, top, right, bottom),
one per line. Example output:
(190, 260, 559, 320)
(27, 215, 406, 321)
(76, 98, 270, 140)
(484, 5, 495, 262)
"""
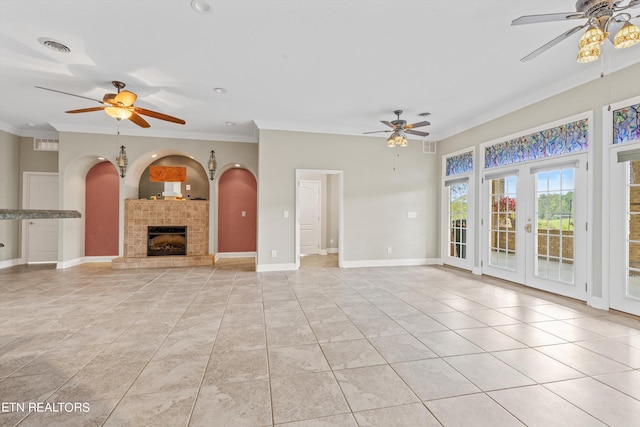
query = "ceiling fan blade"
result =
(134, 107, 186, 124)
(363, 130, 392, 134)
(512, 11, 586, 25)
(520, 24, 587, 61)
(405, 129, 430, 137)
(103, 93, 117, 104)
(614, 0, 640, 10)
(380, 120, 395, 128)
(114, 90, 137, 106)
(65, 106, 106, 114)
(36, 86, 105, 104)
(405, 120, 431, 129)
(128, 111, 150, 128)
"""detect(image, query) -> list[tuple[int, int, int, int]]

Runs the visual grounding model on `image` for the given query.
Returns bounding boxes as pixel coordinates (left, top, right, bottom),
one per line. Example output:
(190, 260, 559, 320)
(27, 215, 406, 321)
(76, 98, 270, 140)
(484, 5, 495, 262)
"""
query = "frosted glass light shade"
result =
(576, 44, 601, 63)
(614, 22, 640, 49)
(104, 106, 132, 119)
(579, 26, 607, 48)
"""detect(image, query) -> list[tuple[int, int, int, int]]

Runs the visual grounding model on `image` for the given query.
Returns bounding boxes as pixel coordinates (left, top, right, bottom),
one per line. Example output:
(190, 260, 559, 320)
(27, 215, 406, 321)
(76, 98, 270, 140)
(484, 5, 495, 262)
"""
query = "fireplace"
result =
(147, 226, 187, 256)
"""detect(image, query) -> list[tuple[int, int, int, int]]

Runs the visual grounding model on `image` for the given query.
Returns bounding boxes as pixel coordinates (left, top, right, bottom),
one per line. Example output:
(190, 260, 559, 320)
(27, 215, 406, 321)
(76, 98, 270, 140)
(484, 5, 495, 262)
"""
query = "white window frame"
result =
(441, 147, 476, 272)
(602, 95, 640, 312)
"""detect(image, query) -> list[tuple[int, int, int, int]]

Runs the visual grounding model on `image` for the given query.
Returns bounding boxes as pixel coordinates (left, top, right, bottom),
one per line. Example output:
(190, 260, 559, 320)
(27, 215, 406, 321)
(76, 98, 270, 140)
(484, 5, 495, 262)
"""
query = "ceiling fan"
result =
(35, 81, 186, 128)
(364, 110, 430, 147)
(512, 0, 640, 62)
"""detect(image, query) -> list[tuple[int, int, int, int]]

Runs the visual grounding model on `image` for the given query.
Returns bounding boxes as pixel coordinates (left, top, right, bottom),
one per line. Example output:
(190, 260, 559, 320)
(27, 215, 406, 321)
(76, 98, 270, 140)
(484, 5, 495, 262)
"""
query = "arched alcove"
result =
(218, 168, 257, 253)
(85, 161, 119, 256)
(138, 155, 210, 200)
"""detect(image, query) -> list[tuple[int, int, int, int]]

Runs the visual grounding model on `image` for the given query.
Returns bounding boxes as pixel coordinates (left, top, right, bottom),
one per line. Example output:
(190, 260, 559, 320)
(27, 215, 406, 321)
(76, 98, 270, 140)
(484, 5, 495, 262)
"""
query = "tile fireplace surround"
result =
(112, 199, 214, 269)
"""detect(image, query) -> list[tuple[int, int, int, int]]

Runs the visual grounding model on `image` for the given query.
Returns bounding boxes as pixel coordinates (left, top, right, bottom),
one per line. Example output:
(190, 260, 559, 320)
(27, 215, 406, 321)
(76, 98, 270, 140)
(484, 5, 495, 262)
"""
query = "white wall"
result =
(257, 130, 439, 269)
(57, 132, 258, 265)
(438, 62, 640, 298)
(0, 130, 21, 263)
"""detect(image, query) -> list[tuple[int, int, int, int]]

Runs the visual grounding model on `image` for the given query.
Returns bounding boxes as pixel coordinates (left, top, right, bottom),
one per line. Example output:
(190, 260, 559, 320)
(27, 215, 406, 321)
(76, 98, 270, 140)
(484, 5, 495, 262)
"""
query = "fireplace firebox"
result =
(147, 226, 187, 256)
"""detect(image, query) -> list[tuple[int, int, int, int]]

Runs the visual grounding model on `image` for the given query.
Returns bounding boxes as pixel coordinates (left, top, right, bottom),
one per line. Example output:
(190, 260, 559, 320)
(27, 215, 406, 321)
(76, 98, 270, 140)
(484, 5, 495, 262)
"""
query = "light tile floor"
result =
(1, 256, 640, 426)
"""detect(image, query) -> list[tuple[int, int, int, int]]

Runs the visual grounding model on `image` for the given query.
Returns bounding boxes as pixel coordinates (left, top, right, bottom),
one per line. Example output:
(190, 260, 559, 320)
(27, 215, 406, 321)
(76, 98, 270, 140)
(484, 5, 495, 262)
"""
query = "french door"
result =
(609, 152, 640, 316)
(482, 154, 588, 300)
(443, 178, 474, 270)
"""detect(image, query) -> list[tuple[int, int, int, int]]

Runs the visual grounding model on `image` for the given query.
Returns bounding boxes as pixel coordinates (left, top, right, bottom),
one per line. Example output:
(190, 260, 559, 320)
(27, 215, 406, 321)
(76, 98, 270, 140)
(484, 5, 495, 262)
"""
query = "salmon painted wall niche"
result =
(218, 168, 257, 252)
(85, 161, 119, 256)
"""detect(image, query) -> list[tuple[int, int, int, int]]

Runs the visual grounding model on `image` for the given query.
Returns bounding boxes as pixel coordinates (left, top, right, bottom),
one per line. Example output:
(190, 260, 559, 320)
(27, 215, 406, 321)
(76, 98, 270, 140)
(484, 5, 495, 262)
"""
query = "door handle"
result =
(524, 223, 532, 233)
(29, 221, 35, 225)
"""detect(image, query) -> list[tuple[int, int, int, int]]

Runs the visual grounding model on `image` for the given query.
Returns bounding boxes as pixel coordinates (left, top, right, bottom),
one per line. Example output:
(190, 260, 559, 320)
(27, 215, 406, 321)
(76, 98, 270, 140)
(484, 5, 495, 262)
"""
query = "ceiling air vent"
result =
(38, 38, 71, 53)
(34, 138, 59, 152)
(423, 140, 437, 154)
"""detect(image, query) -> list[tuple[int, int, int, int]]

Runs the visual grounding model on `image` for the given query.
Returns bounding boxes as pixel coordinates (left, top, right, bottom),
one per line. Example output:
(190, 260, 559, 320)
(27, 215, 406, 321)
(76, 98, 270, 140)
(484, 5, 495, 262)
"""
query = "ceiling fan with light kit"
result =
(512, 0, 640, 63)
(35, 81, 186, 128)
(364, 110, 430, 147)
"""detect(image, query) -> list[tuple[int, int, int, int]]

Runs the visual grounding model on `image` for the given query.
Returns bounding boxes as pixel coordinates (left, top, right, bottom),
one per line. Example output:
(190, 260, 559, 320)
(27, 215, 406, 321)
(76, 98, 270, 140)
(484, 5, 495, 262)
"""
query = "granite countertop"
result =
(0, 209, 82, 220)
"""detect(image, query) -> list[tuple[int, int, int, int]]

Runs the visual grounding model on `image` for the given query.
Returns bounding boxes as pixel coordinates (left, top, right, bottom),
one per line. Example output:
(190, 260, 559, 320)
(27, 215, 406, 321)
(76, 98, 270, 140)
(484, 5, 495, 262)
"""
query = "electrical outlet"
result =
(271, 250, 277, 258)
(387, 247, 392, 254)
(241, 211, 246, 217)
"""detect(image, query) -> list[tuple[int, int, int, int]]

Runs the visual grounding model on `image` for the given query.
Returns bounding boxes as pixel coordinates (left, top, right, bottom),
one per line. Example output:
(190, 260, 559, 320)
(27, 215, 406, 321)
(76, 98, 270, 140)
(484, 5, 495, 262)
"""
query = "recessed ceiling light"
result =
(98, 157, 105, 160)
(38, 37, 71, 53)
(191, 0, 212, 13)
(213, 87, 227, 94)
(225, 121, 236, 126)
(151, 154, 157, 158)
(234, 164, 241, 168)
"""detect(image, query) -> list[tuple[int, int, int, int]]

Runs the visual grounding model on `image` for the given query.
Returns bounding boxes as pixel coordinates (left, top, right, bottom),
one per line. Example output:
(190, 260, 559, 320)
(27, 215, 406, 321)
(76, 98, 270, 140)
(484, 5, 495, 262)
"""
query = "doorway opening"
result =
(295, 170, 343, 269)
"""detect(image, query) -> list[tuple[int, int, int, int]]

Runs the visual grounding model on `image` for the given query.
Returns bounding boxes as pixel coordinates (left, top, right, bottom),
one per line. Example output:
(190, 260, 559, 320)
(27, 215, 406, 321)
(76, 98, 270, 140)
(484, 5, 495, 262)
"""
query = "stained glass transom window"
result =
(613, 103, 640, 145)
(445, 151, 474, 176)
(484, 118, 588, 169)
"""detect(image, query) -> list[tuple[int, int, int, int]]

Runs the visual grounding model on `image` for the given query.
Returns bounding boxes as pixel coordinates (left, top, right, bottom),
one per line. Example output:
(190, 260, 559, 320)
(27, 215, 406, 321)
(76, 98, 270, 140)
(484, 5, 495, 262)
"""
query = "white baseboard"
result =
(319, 249, 328, 256)
(57, 256, 116, 269)
(0, 258, 23, 269)
(341, 258, 441, 269)
(327, 247, 339, 254)
(587, 295, 609, 311)
(85, 256, 117, 263)
(216, 252, 257, 262)
(57, 258, 84, 269)
(256, 263, 297, 272)
(472, 267, 482, 275)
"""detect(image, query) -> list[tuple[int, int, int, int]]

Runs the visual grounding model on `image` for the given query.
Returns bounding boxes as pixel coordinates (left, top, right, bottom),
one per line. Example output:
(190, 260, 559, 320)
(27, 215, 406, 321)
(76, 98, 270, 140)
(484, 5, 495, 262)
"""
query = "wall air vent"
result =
(34, 138, 59, 151)
(423, 140, 437, 154)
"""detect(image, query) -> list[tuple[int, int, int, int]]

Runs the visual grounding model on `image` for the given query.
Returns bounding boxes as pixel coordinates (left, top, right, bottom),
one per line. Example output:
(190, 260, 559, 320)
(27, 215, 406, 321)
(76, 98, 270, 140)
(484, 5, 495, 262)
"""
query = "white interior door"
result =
(24, 173, 59, 263)
(483, 155, 587, 300)
(299, 180, 321, 255)
(610, 153, 640, 316)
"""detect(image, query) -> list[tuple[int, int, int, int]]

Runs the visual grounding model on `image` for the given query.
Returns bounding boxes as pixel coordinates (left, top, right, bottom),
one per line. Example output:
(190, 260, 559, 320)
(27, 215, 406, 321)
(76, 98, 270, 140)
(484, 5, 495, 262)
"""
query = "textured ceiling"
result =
(1, 0, 639, 143)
